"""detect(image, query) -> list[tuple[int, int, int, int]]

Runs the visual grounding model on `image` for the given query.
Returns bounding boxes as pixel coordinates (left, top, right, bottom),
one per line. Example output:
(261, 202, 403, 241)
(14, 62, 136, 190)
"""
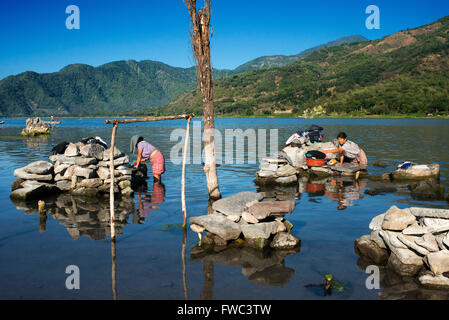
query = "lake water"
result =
(0, 118, 448, 300)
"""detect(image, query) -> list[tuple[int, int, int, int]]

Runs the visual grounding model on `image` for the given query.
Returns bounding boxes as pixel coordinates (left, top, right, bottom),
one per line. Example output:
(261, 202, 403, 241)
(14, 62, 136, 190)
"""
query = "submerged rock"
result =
(354, 235, 389, 265)
(408, 178, 445, 200)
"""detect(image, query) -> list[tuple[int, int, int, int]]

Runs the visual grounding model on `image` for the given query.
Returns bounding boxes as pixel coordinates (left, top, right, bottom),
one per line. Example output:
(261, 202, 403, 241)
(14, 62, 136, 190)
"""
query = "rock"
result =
(276, 220, 287, 233)
(241, 221, 278, 239)
(425, 250, 449, 275)
(242, 211, 259, 224)
(120, 186, 134, 196)
(118, 180, 131, 190)
(373, 160, 387, 168)
(435, 233, 449, 250)
(397, 234, 429, 256)
(11, 179, 25, 191)
(54, 163, 70, 175)
(309, 166, 333, 177)
(402, 223, 428, 235)
(392, 163, 440, 180)
(55, 173, 69, 182)
(408, 178, 445, 200)
(354, 235, 389, 265)
(103, 147, 123, 161)
(74, 157, 98, 166)
(190, 214, 242, 241)
(381, 206, 416, 231)
(248, 265, 295, 287)
(379, 230, 408, 249)
(77, 178, 103, 188)
(212, 192, 263, 216)
(21, 118, 49, 136)
(270, 232, 300, 249)
(419, 274, 449, 288)
(203, 232, 228, 246)
(226, 215, 240, 223)
(64, 143, 79, 157)
(73, 167, 95, 179)
(49, 154, 76, 165)
(275, 165, 297, 177)
(190, 224, 205, 234)
(369, 213, 386, 231)
(415, 233, 439, 252)
(79, 143, 104, 160)
(274, 175, 297, 185)
(98, 155, 130, 167)
(365, 186, 397, 196)
(421, 218, 449, 233)
(257, 170, 276, 178)
(14, 167, 53, 181)
(387, 249, 424, 277)
(444, 234, 449, 249)
(72, 187, 98, 197)
(247, 200, 295, 220)
(56, 180, 71, 191)
(368, 173, 392, 182)
(10, 183, 59, 201)
(244, 238, 270, 250)
(98, 183, 120, 194)
(409, 207, 449, 219)
(23, 161, 53, 175)
(97, 166, 112, 180)
(370, 230, 387, 249)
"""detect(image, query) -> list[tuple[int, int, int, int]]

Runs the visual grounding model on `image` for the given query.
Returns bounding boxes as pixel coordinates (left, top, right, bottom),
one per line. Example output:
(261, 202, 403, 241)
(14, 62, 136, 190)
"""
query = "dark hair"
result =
(136, 136, 144, 148)
(337, 132, 347, 139)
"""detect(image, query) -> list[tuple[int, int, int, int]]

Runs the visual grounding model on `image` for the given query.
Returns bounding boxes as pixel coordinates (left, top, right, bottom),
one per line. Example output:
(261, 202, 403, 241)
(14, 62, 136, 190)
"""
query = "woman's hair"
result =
(337, 132, 347, 139)
(136, 136, 144, 147)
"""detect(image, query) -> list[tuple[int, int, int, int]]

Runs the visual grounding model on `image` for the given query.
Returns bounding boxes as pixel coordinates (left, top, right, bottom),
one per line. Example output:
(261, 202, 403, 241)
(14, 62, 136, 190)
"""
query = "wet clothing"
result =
(138, 141, 157, 159)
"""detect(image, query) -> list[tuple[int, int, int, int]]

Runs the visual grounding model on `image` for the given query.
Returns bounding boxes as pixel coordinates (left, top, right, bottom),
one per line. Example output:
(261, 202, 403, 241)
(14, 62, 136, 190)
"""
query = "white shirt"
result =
(341, 140, 360, 159)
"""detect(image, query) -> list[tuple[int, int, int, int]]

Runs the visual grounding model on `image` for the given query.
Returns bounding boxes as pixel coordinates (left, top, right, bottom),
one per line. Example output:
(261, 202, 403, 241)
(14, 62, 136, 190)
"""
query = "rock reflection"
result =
(191, 244, 299, 290)
(11, 193, 136, 241)
(356, 257, 449, 300)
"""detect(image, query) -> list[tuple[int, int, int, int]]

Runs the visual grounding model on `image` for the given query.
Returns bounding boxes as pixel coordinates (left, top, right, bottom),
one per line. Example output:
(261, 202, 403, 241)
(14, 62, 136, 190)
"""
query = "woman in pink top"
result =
(134, 136, 165, 182)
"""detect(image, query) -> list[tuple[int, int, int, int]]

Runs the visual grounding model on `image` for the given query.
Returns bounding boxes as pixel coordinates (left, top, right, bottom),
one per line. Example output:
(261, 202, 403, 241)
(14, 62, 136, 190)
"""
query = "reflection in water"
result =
(191, 244, 299, 293)
(11, 194, 136, 241)
(111, 237, 117, 300)
(356, 257, 449, 300)
(258, 176, 366, 210)
(136, 182, 166, 220)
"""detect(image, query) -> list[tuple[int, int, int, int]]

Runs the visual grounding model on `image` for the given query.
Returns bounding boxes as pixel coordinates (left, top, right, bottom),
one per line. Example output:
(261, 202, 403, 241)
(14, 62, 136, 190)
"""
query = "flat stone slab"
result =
(409, 207, 449, 219)
(10, 183, 59, 201)
(14, 167, 53, 181)
(419, 274, 449, 288)
(23, 161, 53, 175)
(212, 191, 263, 216)
(425, 250, 449, 275)
(381, 206, 416, 231)
(190, 214, 242, 241)
(247, 200, 295, 220)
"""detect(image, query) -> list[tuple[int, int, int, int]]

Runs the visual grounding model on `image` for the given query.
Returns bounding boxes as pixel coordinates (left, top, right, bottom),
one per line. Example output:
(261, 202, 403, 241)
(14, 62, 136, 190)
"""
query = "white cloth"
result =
(341, 140, 360, 159)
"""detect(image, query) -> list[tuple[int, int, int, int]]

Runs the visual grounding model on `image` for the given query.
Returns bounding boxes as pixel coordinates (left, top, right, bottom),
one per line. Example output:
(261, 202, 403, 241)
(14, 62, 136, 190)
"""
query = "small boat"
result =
(0, 121, 4, 125)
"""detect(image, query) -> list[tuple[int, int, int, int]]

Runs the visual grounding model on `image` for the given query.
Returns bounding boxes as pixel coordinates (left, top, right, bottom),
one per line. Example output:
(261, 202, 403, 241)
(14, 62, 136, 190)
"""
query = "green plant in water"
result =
(157, 223, 186, 231)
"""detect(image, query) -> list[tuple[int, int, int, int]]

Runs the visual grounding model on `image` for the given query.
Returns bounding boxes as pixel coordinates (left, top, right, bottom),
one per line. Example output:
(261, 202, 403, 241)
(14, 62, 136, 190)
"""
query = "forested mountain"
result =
(0, 35, 365, 116)
(146, 16, 449, 117)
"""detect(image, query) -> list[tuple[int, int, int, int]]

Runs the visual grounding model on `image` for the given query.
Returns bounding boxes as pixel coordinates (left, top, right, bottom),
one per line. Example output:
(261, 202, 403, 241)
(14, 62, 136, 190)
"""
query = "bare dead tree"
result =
(183, 0, 221, 200)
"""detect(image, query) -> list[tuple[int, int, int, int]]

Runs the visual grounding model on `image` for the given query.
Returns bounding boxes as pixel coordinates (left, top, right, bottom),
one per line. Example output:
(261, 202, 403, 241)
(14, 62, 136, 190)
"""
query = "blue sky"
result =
(1, 0, 448, 79)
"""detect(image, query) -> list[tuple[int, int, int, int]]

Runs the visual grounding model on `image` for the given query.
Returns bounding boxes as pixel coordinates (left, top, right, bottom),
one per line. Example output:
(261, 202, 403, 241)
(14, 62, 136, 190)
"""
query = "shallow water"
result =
(0, 118, 448, 300)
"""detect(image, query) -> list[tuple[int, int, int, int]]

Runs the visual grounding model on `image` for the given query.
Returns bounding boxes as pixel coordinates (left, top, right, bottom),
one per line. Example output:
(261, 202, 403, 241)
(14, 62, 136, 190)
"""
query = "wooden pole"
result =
(109, 122, 118, 240)
(104, 114, 194, 125)
(181, 116, 192, 229)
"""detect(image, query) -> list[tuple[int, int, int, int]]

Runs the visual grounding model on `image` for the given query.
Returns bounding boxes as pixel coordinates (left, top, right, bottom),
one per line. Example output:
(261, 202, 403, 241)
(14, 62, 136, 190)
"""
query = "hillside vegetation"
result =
(145, 16, 449, 118)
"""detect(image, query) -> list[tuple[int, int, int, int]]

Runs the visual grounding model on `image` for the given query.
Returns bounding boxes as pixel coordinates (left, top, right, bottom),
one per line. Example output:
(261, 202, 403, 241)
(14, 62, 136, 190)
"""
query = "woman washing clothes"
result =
(130, 135, 165, 182)
(323, 132, 368, 167)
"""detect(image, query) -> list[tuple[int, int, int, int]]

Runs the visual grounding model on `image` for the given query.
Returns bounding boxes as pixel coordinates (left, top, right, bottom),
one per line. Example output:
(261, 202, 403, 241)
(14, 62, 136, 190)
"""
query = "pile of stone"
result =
(355, 205, 449, 289)
(189, 191, 300, 250)
(11, 141, 137, 200)
(256, 140, 365, 186)
(21, 117, 50, 136)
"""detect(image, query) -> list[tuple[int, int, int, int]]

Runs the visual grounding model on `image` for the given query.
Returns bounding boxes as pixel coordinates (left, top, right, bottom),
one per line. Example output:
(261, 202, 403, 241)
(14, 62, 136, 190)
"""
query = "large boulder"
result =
(386, 249, 424, 277)
(212, 192, 263, 216)
(392, 163, 440, 180)
(64, 143, 79, 157)
(21, 118, 49, 136)
(381, 206, 416, 231)
(354, 235, 389, 265)
(80, 144, 104, 160)
(190, 214, 242, 241)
